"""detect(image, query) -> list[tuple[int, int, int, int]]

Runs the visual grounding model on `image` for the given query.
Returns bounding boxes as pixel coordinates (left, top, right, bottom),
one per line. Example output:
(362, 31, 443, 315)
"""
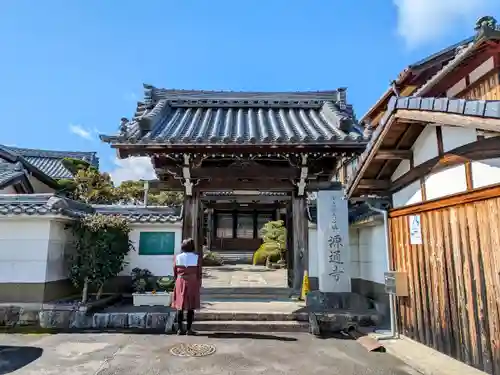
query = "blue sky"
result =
(1, 0, 499, 182)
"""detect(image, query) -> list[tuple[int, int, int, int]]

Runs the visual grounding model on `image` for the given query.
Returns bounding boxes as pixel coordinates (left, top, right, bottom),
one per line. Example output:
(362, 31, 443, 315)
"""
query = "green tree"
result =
(68, 214, 133, 302)
(69, 168, 118, 204)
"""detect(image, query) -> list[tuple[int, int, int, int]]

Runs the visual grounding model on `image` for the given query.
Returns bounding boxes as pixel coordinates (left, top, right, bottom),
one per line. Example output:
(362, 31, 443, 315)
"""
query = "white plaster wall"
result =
(391, 159, 410, 182)
(391, 125, 485, 207)
(441, 126, 476, 152)
(412, 125, 439, 167)
(29, 177, 55, 194)
(472, 158, 500, 188)
(446, 78, 466, 97)
(349, 228, 360, 279)
(0, 186, 16, 194)
(392, 181, 422, 208)
(0, 218, 52, 283)
(308, 224, 318, 279)
(46, 219, 74, 282)
(469, 56, 494, 84)
(425, 165, 467, 200)
(121, 222, 183, 278)
(351, 224, 387, 284)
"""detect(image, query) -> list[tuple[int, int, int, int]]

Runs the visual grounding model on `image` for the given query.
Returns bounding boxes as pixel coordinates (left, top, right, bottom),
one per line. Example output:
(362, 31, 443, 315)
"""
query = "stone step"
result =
(192, 320, 309, 333)
(201, 287, 291, 296)
(215, 251, 254, 265)
(196, 311, 309, 322)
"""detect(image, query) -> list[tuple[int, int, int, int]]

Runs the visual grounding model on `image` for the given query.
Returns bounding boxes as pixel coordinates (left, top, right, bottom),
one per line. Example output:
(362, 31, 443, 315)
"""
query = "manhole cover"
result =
(169, 343, 216, 357)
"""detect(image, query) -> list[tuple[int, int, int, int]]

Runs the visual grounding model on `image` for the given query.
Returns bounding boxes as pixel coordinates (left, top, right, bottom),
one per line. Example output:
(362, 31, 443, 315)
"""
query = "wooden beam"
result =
(391, 137, 500, 193)
(195, 179, 295, 191)
(374, 149, 412, 160)
(347, 115, 397, 197)
(358, 179, 391, 190)
(190, 166, 298, 180)
(395, 109, 500, 133)
(389, 182, 500, 218)
(436, 126, 444, 156)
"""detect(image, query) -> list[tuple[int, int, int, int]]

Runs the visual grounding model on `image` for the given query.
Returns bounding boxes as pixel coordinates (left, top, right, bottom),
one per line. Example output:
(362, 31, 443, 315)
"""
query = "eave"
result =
(346, 96, 500, 198)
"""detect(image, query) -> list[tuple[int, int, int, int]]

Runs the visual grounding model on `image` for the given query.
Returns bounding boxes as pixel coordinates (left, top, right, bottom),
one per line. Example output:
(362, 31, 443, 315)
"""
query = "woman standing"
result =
(172, 238, 202, 335)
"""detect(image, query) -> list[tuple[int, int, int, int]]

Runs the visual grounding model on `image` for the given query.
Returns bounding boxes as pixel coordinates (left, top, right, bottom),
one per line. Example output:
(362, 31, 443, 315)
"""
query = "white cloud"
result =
(393, 0, 493, 48)
(109, 157, 156, 185)
(69, 124, 93, 140)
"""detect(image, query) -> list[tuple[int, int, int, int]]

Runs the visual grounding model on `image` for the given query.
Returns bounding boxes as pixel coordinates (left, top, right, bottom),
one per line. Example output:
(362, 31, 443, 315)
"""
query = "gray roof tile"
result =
(3, 146, 99, 179)
(101, 86, 368, 146)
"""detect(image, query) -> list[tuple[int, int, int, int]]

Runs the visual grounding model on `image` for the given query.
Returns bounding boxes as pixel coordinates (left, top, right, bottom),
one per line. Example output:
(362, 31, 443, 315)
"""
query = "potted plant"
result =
(131, 267, 175, 306)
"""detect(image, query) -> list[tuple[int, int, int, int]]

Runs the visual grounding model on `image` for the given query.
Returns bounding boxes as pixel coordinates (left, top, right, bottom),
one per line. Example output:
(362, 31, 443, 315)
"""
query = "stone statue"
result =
(475, 16, 497, 31)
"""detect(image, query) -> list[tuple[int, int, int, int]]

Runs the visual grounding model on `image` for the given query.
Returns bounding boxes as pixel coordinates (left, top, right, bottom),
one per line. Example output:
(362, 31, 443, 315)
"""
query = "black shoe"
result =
(185, 329, 196, 336)
(177, 329, 185, 335)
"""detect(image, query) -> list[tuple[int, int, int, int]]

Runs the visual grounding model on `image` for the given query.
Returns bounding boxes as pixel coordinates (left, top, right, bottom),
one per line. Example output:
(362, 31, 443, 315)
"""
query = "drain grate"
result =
(169, 343, 216, 357)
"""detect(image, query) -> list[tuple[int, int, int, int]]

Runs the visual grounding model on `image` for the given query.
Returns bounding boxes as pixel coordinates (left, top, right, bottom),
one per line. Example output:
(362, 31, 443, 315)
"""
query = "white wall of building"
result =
(121, 222, 183, 278)
(29, 176, 55, 194)
(0, 186, 16, 194)
(0, 215, 183, 285)
(350, 223, 387, 285)
(308, 223, 318, 279)
(391, 124, 500, 208)
(0, 217, 54, 283)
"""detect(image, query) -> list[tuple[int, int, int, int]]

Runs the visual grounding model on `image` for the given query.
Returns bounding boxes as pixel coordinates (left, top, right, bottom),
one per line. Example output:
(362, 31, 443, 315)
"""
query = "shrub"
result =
(203, 251, 224, 266)
(67, 213, 133, 302)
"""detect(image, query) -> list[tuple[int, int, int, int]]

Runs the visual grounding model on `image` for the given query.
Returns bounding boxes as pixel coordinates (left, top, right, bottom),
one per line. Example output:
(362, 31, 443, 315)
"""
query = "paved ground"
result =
(0, 333, 421, 375)
(203, 265, 288, 288)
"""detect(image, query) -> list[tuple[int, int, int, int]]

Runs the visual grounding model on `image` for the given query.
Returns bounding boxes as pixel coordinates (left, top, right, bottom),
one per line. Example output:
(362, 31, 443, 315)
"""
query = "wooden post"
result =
(206, 208, 214, 250)
(292, 193, 308, 292)
(182, 191, 201, 250)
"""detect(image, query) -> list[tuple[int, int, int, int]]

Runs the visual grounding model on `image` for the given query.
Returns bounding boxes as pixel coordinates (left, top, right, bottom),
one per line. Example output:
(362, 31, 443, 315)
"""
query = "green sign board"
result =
(138, 231, 176, 255)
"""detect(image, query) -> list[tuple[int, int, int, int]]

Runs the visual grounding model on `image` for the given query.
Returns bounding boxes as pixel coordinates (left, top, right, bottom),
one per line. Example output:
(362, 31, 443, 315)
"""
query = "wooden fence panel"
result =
(390, 196, 500, 375)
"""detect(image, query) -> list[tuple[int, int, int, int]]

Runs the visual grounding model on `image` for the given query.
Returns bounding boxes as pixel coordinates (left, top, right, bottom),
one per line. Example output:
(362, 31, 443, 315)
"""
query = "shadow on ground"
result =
(197, 332, 298, 341)
(0, 346, 43, 374)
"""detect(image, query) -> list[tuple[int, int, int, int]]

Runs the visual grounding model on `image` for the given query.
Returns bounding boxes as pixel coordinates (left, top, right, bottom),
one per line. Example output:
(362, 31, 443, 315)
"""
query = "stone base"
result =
(37, 310, 177, 332)
(306, 291, 374, 311)
(305, 291, 381, 335)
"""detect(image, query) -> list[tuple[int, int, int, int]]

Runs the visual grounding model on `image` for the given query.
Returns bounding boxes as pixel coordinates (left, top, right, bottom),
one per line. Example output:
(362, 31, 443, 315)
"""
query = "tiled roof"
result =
(93, 205, 182, 223)
(0, 194, 92, 218)
(0, 161, 26, 190)
(101, 86, 368, 147)
(0, 194, 183, 223)
(3, 146, 99, 179)
(346, 96, 500, 197)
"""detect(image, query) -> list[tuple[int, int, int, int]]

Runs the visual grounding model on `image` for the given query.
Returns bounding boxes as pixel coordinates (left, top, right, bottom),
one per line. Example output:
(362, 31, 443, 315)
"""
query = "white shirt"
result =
(175, 252, 199, 267)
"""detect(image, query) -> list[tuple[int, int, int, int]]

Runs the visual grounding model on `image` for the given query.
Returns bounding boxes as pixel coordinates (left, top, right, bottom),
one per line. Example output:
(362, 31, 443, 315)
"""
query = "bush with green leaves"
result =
(131, 268, 174, 293)
(67, 213, 133, 302)
(203, 251, 224, 266)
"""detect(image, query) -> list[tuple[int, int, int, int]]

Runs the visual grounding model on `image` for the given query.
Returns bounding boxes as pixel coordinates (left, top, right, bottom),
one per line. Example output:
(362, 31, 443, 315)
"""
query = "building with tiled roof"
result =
(3, 146, 99, 180)
(0, 145, 99, 193)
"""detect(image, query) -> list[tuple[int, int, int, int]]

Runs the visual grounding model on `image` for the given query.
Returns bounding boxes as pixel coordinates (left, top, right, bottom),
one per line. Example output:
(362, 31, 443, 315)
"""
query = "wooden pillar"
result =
(182, 192, 201, 252)
(206, 208, 214, 250)
(292, 193, 308, 292)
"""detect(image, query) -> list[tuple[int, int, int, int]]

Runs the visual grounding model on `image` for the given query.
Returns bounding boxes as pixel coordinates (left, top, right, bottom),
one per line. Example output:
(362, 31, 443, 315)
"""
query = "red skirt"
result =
(172, 268, 201, 310)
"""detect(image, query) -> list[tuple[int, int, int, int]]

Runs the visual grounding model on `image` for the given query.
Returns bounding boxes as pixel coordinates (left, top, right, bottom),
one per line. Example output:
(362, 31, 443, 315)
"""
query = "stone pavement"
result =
(369, 333, 485, 375)
(202, 265, 288, 289)
(0, 332, 422, 375)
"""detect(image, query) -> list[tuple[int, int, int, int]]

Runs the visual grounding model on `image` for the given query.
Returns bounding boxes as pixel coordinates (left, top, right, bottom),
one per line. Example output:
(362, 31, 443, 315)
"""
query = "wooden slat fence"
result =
(390, 191, 500, 374)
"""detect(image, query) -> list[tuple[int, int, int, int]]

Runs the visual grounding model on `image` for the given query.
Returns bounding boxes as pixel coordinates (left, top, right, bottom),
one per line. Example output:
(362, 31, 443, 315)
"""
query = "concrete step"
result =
(192, 320, 309, 333)
(196, 311, 309, 322)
